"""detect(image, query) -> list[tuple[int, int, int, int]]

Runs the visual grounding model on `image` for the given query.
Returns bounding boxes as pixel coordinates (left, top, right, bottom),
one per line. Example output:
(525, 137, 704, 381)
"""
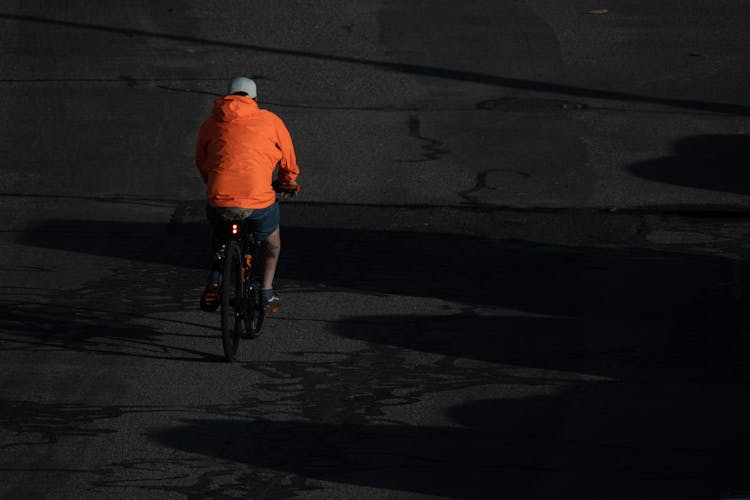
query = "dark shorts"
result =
(206, 202, 279, 243)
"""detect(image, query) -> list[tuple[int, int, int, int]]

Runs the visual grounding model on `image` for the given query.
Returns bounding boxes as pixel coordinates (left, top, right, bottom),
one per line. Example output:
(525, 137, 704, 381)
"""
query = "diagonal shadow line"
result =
(4, 12, 750, 117)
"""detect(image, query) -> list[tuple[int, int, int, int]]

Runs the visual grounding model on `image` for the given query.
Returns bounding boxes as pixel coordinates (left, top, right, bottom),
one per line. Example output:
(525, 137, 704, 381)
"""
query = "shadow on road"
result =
(12, 218, 747, 365)
(150, 385, 750, 499)
(628, 134, 750, 196)
(18, 219, 748, 315)
(3, 12, 750, 116)
(7, 217, 745, 373)
(9, 218, 750, 496)
(0, 302, 224, 363)
(328, 308, 745, 380)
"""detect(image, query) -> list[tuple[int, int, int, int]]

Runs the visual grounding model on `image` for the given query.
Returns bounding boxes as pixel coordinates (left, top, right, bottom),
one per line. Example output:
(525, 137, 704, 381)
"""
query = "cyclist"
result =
(196, 76, 300, 312)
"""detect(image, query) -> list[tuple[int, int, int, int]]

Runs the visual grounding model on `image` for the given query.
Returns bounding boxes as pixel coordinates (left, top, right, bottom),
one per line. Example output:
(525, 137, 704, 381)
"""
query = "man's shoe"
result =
(200, 283, 220, 312)
(262, 294, 281, 313)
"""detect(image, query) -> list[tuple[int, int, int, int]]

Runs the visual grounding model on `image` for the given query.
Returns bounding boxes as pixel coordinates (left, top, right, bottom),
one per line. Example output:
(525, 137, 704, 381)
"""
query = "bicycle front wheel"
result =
(221, 241, 243, 362)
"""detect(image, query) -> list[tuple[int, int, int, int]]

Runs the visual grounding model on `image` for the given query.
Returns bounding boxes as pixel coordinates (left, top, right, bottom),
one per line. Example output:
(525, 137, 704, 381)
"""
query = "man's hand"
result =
(274, 180, 300, 198)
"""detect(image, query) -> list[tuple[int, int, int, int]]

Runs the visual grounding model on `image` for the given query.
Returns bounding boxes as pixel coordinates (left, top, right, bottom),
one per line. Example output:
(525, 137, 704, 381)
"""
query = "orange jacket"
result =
(196, 95, 300, 209)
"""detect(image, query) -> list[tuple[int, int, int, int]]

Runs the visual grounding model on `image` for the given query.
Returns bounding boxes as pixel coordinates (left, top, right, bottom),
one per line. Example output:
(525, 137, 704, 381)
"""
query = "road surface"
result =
(1, 1, 750, 498)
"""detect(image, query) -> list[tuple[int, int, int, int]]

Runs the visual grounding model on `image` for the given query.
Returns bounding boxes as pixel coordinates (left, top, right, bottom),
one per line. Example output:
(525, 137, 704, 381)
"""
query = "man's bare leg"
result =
(261, 227, 281, 291)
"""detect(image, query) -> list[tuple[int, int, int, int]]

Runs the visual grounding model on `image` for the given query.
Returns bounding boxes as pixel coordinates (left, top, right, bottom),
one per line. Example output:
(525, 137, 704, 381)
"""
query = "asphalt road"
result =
(2, 1, 750, 499)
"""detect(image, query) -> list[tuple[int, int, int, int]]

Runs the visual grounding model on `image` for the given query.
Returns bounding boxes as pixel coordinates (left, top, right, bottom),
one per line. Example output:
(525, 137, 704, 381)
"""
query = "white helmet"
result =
(227, 76, 256, 98)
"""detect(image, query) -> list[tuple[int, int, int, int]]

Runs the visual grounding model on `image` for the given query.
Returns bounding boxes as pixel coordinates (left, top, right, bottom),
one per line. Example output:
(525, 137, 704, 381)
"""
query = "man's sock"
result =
(207, 270, 221, 286)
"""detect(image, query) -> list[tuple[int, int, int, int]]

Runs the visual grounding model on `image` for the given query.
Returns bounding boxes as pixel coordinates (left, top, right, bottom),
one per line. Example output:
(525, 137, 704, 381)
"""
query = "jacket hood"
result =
(212, 95, 258, 122)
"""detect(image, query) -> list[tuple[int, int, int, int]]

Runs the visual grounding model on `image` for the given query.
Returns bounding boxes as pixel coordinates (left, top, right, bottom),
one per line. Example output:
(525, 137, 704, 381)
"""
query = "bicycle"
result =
(214, 217, 265, 362)
(215, 182, 299, 362)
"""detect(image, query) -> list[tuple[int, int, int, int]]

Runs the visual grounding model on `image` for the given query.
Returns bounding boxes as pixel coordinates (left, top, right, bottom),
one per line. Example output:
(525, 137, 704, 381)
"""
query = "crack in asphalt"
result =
(459, 168, 532, 204)
(401, 114, 449, 163)
(477, 97, 588, 112)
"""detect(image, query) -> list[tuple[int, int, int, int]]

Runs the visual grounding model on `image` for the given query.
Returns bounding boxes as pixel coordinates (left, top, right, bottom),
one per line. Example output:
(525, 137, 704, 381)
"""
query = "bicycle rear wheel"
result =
(221, 241, 243, 362)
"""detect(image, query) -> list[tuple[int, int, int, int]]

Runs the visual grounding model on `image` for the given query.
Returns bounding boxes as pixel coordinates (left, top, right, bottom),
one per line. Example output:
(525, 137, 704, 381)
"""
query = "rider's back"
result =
(196, 95, 299, 209)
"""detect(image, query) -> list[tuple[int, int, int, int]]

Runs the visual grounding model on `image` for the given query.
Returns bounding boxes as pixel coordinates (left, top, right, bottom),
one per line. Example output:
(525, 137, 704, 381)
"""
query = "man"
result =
(196, 76, 300, 312)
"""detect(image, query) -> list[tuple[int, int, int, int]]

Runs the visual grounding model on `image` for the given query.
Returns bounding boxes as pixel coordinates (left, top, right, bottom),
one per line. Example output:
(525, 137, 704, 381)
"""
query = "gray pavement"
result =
(2, 1, 750, 499)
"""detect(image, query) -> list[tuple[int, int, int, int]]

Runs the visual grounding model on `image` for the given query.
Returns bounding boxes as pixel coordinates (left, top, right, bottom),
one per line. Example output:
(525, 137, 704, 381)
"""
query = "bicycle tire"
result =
(243, 287, 265, 338)
(221, 241, 243, 362)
